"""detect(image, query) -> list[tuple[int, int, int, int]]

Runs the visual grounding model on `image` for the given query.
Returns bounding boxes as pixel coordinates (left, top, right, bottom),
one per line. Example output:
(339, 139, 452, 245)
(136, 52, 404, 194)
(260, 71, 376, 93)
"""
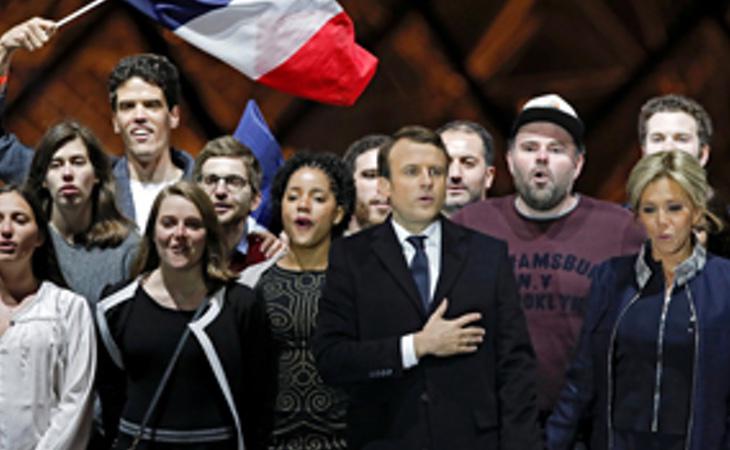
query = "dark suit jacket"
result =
(313, 217, 540, 450)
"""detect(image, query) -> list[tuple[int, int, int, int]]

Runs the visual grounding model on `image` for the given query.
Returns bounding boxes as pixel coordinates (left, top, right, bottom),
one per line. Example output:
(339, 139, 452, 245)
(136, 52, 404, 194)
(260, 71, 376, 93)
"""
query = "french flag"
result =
(124, 0, 378, 106)
(233, 99, 283, 228)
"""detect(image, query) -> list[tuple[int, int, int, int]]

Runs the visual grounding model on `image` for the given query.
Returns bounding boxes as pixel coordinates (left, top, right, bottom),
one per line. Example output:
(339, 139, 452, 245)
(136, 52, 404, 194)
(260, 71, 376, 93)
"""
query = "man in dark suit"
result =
(313, 126, 540, 450)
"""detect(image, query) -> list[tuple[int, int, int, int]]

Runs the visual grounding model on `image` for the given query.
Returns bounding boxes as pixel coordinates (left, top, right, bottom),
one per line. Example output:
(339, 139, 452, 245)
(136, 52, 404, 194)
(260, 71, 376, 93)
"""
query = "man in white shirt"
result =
(0, 18, 195, 231)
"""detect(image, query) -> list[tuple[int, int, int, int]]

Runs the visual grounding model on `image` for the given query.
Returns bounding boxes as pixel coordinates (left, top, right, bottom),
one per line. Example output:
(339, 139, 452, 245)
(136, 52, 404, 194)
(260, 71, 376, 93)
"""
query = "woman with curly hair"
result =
(241, 152, 355, 449)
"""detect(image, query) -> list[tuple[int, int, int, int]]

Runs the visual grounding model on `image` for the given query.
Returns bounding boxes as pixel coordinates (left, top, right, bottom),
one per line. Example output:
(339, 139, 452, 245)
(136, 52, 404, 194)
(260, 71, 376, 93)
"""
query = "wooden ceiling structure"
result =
(3, 0, 730, 200)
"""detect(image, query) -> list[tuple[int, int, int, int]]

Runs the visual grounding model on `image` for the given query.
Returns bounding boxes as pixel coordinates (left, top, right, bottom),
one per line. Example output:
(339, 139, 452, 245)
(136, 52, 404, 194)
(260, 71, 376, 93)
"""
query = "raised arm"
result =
(0, 17, 57, 185)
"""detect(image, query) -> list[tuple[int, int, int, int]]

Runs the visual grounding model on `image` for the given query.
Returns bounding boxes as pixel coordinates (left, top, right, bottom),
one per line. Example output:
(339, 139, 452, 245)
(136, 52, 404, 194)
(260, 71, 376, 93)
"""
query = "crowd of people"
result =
(2, 14, 730, 450)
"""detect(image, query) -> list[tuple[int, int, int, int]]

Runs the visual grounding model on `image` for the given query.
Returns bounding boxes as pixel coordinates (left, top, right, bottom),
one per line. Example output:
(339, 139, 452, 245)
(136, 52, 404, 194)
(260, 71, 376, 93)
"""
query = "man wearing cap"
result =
(452, 94, 645, 428)
(437, 120, 496, 216)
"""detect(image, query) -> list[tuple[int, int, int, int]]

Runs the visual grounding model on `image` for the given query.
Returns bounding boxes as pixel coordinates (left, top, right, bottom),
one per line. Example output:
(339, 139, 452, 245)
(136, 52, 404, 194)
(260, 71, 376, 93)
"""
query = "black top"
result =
(120, 288, 231, 429)
(257, 265, 347, 450)
(613, 255, 693, 444)
(97, 280, 276, 450)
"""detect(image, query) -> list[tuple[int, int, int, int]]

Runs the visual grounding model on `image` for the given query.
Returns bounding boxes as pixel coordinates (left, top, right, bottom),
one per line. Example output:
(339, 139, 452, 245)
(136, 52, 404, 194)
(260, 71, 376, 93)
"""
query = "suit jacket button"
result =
(420, 392, 429, 403)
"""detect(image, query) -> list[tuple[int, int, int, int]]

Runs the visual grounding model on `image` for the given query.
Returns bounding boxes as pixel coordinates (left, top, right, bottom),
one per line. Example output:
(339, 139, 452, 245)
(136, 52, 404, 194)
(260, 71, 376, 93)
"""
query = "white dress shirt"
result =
(390, 218, 442, 370)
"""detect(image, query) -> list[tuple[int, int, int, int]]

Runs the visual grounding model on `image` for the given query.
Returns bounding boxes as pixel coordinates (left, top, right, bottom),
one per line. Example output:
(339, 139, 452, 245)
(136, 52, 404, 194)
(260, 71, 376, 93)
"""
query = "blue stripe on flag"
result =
(233, 100, 284, 228)
(125, 0, 230, 30)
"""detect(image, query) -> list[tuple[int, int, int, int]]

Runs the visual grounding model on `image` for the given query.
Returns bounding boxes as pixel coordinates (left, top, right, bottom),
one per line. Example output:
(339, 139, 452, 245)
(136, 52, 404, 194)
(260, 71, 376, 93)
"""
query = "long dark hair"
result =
(0, 185, 67, 287)
(25, 120, 133, 248)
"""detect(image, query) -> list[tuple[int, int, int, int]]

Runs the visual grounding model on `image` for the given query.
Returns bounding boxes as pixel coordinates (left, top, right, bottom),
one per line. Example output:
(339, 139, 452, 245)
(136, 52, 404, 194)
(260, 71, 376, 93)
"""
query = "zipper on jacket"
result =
(651, 286, 673, 432)
(607, 292, 641, 450)
(683, 286, 698, 450)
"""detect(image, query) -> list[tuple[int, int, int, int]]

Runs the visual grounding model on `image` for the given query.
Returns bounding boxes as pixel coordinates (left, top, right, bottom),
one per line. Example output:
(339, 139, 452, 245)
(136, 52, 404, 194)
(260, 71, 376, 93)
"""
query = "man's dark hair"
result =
(108, 53, 181, 111)
(270, 152, 355, 238)
(437, 120, 495, 166)
(638, 94, 713, 148)
(342, 134, 393, 174)
(378, 126, 450, 179)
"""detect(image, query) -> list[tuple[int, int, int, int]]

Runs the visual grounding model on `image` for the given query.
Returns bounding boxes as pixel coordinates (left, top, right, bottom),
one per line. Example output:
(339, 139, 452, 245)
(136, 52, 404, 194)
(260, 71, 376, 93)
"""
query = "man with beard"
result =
(343, 134, 392, 235)
(452, 94, 644, 429)
(437, 120, 495, 216)
(194, 135, 271, 272)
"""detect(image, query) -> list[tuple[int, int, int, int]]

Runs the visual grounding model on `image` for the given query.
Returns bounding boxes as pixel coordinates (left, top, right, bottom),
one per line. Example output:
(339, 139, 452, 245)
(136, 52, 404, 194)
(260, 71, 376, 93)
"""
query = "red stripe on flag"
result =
(257, 12, 378, 107)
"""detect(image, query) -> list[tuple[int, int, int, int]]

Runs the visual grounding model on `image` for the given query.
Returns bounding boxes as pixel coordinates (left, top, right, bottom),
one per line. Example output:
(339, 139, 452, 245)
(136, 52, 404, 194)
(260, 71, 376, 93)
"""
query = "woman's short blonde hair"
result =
(627, 150, 722, 231)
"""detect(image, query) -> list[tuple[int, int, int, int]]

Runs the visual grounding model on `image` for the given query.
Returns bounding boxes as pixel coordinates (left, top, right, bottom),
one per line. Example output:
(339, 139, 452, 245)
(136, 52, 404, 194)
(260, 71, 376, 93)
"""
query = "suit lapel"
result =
(371, 223, 426, 317)
(431, 217, 468, 313)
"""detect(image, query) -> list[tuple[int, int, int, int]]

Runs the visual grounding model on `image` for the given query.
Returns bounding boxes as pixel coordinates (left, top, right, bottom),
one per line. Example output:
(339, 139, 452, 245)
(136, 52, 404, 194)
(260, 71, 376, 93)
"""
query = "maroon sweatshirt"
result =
(452, 194, 645, 414)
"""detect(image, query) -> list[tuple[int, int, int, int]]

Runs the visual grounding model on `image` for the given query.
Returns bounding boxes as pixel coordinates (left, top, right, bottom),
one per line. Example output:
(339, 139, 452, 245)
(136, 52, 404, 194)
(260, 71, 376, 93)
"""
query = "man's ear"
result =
(111, 115, 121, 134)
(483, 166, 495, 194)
(168, 105, 181, 130)
(333, 206, 345, 225)
(249, 191, 262, 214)
(698, 144, 710, 167)
(572, 152, 585, 181)
(505, 149, 516, 178)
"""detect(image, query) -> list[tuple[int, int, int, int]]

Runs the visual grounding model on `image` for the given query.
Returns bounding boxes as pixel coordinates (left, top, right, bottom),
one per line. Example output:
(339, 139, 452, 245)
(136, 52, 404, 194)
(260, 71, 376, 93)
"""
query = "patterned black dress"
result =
(256, 265, 348, 450)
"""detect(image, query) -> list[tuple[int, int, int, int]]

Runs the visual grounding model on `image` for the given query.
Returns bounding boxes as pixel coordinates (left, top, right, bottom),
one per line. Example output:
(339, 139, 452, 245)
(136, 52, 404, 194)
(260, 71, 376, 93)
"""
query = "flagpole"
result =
(56, 0, 110, 28)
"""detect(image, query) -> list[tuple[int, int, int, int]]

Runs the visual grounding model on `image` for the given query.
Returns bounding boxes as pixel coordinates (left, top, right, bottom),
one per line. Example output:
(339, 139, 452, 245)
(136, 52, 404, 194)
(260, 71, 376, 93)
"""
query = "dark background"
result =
(3, 0, 729, 201)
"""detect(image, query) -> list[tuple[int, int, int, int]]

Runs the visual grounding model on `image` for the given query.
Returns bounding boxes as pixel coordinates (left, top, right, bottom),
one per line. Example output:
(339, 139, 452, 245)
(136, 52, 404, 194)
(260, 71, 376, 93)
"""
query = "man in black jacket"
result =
(313, 125, 540, 450)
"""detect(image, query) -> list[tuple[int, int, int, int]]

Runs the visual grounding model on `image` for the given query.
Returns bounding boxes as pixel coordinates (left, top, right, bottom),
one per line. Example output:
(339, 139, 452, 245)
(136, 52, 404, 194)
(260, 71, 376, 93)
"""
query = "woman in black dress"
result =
(97, 181, 274, 450)
(242, 153, 354, 449)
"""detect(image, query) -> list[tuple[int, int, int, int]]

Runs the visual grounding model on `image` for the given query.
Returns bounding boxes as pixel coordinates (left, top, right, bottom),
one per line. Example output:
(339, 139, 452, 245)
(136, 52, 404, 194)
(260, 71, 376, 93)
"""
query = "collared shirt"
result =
(390, 218, 442, 370)
(390, 218, 442, 302)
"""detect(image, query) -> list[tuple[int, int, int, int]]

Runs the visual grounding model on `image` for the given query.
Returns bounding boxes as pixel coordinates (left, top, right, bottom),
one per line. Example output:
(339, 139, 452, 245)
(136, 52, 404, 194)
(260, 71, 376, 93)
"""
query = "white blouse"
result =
(0, 281, 96, 450)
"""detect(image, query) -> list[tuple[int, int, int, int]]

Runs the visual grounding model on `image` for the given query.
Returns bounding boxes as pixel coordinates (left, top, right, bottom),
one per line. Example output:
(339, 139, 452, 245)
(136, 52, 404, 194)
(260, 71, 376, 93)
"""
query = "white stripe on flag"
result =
(174, 0, 342, 79)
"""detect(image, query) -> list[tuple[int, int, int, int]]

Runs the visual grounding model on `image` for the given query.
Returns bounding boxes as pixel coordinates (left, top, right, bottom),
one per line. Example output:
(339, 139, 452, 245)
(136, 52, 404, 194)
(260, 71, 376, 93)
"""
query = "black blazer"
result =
(313, 217, 540, 450)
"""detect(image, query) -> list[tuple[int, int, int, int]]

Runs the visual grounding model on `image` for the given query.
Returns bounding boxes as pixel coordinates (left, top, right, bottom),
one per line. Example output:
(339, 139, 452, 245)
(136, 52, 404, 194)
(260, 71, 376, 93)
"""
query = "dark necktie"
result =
(406, 235, 430, 310)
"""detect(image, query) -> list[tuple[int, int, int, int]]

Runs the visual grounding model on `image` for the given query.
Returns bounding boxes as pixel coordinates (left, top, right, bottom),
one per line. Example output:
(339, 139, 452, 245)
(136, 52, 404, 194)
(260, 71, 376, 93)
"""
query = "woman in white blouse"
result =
(0, 185, 96, 450)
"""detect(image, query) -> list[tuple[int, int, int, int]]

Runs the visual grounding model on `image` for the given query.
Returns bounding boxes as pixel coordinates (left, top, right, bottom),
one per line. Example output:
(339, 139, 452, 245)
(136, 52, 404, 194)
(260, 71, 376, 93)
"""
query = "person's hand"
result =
(253, 229, 288, 259)
(413, 299, 485, 358)
(1, 17, 57, 71)
(1, 17, 56, 54)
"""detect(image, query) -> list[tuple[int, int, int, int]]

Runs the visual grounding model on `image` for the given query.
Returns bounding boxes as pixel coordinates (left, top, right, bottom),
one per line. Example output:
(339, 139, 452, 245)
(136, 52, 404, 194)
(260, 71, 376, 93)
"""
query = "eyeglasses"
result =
(200, 174, 249, 191)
